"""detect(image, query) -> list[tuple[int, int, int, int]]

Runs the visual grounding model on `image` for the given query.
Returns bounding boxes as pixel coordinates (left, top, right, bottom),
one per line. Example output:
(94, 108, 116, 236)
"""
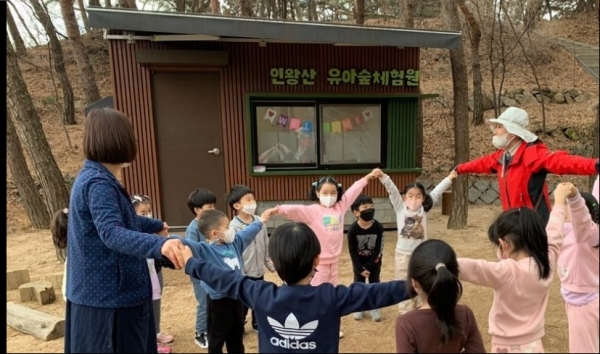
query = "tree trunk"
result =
(6, 36, 70, 221)
(174, 0, 185, 12)
(456, 0, 484, 125)
(307, 0, 316, 20)
(105, 0, 112, 7)
(241, 0, 255, 16)
(210, 0, 221, 13)
(524, 0, 544, 30)
(400, 0, 414, 27)
(441, 0, 469, 229)
(59, 0, 102, 105)
(77, 0, 91, 32)
(126, 0, 137, 9)
(7, 6, 28, 57)
(355, 0, 365, 24)
(30, 0, 77, 126)
(278, 0, 287, 19)
(89, 0, 101, 5)
(9, 1, 41, 47)
(7, 111, 51, 229)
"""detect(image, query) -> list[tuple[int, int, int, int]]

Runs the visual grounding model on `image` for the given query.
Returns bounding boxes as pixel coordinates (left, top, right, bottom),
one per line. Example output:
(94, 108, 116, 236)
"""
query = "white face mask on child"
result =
(220, 228, 235, 244)
(405, 200, 422, 211)
(242, 203, 257, 215)
(319, 195, 336, 208)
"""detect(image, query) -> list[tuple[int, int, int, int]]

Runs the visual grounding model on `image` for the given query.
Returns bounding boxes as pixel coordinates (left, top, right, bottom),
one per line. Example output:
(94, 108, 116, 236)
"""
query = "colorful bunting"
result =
(264, 109, 277, 124)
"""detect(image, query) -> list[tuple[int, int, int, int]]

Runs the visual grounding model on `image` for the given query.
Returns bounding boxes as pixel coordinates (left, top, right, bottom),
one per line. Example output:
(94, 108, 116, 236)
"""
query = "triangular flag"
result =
(331, 121, 342, 133)
(342, 118, 353, 131)
(264, 109, 277, 124)
(323, 122, 331, 133)
(362, 109, 373, 121)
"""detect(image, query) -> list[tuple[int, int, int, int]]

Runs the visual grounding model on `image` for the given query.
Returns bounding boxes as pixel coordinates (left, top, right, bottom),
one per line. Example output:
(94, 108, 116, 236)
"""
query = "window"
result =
(251, 98, 387, 171)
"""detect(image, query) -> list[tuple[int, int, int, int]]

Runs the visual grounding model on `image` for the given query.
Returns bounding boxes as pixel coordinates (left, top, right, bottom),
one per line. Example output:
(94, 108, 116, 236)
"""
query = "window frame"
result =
(249, 97, 388, 172)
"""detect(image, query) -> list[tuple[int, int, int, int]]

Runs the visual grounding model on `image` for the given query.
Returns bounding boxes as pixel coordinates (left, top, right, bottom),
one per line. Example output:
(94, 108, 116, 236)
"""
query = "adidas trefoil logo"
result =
(268, 313, 318, 350)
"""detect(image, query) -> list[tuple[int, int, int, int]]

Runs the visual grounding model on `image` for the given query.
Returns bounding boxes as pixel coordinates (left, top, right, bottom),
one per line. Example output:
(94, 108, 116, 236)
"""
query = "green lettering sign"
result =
(269, 68, 420, 87)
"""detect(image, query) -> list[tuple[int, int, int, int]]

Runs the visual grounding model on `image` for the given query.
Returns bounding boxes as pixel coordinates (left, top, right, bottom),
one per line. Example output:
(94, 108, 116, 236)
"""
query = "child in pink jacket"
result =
(265, 171, 377, 338)
(557, 179, 599, 353)
(457, 203, 564, 353)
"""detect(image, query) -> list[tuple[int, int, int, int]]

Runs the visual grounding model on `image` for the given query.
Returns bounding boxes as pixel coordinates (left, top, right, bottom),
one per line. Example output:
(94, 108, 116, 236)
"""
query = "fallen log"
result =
(6, 301, 65, 341)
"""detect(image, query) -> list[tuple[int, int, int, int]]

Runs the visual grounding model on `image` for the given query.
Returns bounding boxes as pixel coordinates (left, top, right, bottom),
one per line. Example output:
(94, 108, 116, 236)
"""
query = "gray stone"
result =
(501, 96, 519, 107)
(530, 122, 559, 135)
(480, 188, 499, 204)
(492, 198, 502, 206)
(474, 198, 486, 205)
(568, 89, 581, 98)
(553, 92, 566, 104)
(468, 188, 482, 203)
(515, 92, 535, 105)
(474, 181, 490, 193)
(574, 94, 586, 103)
(490, 182, 500, 193)
(565, 93, 575, 104)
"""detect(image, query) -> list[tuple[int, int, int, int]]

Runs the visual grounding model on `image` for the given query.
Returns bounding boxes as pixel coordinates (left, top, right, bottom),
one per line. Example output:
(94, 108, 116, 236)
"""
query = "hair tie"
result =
(132, 195, 143, 203)
(311, 182, 318, 187)
(62, 208, 68, 214)
(435, 263, 445, 271)
(337, 183, 342, 188)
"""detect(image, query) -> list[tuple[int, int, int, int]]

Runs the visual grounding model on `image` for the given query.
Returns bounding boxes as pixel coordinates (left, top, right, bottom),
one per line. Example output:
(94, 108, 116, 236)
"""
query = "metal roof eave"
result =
(87, 7, 461, 49)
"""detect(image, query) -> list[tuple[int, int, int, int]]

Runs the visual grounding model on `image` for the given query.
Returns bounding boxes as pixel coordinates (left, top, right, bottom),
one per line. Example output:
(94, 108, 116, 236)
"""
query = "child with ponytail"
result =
(395, 239, 485, 353)
(555, 180, 599, 353)
(50, 208, 69, 302)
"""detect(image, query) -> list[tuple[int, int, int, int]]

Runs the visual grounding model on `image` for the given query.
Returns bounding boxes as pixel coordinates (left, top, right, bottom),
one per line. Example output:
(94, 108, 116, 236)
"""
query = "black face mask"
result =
(359, 208, 375, 221)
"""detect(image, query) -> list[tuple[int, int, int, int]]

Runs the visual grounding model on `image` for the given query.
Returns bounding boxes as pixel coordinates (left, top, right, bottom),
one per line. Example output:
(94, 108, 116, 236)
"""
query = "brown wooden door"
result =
(152, 72, 226, 227)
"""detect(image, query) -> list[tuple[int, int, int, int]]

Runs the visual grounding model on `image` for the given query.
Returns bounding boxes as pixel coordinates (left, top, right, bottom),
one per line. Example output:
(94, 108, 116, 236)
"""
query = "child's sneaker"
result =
(353, 312, 364, 320)
(195, 332, 208, 349)
(370, 309, 382, 322)
(157, 344, 172, 354)
(157, 333, 174, 344)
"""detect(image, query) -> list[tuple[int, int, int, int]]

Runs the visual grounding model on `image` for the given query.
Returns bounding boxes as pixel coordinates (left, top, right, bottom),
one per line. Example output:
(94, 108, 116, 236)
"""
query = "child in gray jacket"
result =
(226, 185, 275, 334)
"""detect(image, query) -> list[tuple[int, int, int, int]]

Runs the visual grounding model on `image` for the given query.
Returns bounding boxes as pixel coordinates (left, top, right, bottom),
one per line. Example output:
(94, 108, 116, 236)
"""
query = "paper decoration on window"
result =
(278, 114, 289, 127)
(289, 118, 301, 130)
(331, 121, 342, 133)
(264, 109, 278, 124)
(342, 118, 353, 131)
(354, 115, 364, 125)
(362, 109, 373, 121)
(302, 121, 313, 132)
(323, 122, 331, 133)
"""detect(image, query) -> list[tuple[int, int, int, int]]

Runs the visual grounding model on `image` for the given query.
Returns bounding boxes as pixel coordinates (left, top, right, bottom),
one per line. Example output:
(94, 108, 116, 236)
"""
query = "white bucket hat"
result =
(486, 107, 538, 143)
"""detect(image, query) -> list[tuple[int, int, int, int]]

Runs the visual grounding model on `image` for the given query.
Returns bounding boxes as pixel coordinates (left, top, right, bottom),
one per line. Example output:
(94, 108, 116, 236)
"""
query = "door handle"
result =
(208, 148, 221, 155)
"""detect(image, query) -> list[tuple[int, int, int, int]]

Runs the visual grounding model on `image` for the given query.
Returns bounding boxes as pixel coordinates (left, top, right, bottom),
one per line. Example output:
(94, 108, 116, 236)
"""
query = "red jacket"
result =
(457, 140, 598, 224)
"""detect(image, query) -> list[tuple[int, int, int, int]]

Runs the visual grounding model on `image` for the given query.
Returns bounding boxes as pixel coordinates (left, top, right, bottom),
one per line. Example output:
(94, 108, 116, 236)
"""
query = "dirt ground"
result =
(7, 206, 569, 353)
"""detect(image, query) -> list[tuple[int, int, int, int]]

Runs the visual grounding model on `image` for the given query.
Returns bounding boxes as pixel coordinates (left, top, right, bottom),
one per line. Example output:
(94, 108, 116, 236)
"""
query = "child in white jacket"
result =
(374, 168, 456, 314)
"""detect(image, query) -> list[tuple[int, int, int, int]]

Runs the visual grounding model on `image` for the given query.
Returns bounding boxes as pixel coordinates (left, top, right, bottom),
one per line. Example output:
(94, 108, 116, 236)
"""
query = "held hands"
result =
(367, 168, 384, 180)
(360, 269, 370, 278)
(182, 245, 194, 267)
(448, 169, 458, 181)
(160, 238, 186, 270)
(553, 182, 577, 204)
(260, 209, 272, 224)
(157, 222, 169, 237)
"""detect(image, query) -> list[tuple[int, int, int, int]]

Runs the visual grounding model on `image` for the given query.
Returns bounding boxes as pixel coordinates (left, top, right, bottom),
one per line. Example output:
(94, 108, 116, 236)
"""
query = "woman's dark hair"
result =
(268, 222, 321, 285)
(408, 239, 463, 344)
(187, 188, 217, 216)
(131, 194, 151, 209)
(579, 192, 599, 248)
(51, 208, 69, 262)
(488, 208, 550, 279)
(84, 108, 137, 164)
(309, 176, 344, 202)
(226, 185, 254, 210)
(402, 182, 433, 212)
(198, 209, 227, 239)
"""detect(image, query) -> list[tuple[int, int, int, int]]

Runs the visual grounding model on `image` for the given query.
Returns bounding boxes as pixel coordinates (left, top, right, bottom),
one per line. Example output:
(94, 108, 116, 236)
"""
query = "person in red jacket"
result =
(456, 107, 599, 224)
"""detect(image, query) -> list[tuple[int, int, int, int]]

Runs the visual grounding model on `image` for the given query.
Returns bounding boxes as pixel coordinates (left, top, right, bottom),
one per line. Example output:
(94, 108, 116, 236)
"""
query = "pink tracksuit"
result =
(557, 182, 599, 353)
(278, 178, 368, 286)
(457, 208, 564, 352)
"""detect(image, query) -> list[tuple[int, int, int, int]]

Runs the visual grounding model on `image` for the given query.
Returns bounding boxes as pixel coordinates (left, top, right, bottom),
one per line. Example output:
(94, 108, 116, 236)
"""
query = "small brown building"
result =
(87, 8, 461, 230)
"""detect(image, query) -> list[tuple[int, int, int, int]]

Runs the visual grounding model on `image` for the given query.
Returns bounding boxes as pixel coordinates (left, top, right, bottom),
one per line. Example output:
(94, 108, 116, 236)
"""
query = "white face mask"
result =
(319, 195, 336, 208)
(241, 203, 257, 215)
(214, 228, 235, 244)
(492, 134, 514, 149)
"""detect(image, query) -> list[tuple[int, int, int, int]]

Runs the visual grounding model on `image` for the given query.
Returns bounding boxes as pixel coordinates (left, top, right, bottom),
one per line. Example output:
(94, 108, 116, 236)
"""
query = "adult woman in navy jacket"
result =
(64, 108, 185, 353)
(456, 107, 599, 224)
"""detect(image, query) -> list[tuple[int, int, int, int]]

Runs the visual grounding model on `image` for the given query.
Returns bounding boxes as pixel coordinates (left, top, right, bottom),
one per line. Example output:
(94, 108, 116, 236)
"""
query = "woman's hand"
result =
(182, 245, 194, 267)
(160, 239, 186, 269)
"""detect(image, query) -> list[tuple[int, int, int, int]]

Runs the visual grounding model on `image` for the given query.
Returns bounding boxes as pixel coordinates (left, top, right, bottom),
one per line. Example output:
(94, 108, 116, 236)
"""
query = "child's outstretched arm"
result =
(566, 186, 599, 247)
(183, 246, 272, 310)
(234, 213, 268, 253)
(547, 183, 570, 265)
(376, 169, 404, 212)
(137, 216, 165, 234)
(334, 280, 409, 316)
(457, 258, 513, 290)
(337, 171, 376, 211)
(428, 170, 457, 205)
(266, 204, 312, 223)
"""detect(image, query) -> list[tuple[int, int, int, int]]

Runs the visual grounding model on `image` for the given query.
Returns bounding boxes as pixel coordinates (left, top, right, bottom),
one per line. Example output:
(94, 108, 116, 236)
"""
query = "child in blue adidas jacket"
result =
(181, 222, 409, 353)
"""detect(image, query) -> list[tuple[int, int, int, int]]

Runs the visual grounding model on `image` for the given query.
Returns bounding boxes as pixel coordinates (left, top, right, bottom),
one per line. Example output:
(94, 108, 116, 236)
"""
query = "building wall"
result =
(108, 39, 422, 220)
